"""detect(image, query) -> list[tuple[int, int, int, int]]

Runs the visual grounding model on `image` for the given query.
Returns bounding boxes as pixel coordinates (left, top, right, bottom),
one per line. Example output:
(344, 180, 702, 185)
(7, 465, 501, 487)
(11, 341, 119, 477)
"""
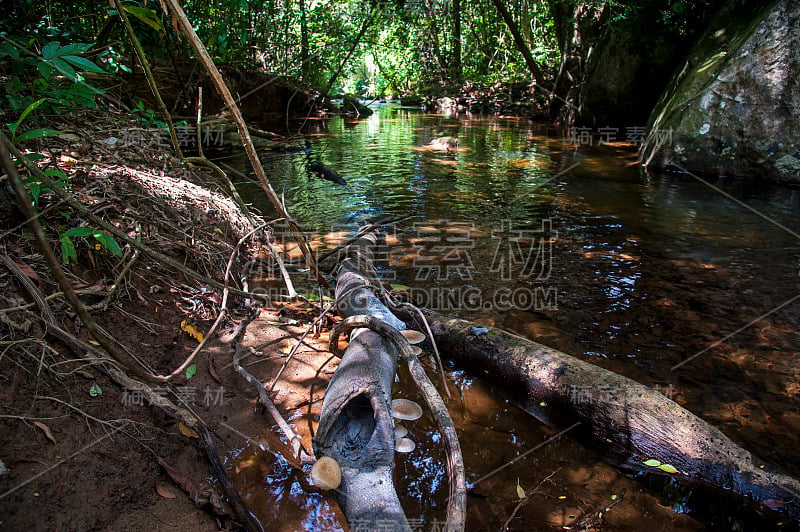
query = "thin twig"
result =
(232, 318, 315, 464)
(103, 247, 141, 311)
(306, 353, 338, 439)
(113, 0, 184, 160)
(502, 467, 562, 530)
(1, 142, 159, 383)
(0, 132, 276, 303)
(164, 0, 329, 291)
(235, 343, 315, 463)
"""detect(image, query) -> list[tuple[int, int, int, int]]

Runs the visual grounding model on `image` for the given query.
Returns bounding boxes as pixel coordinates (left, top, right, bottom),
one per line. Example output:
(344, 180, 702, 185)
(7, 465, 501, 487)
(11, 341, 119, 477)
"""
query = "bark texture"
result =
(424, 311, 800, 521)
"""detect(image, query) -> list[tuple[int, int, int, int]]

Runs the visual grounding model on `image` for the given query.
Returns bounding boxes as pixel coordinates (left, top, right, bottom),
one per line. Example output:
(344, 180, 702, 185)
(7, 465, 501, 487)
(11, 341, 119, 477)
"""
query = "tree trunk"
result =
(452, 0, 462, 82)
(322, 9, 377, 96)
(314, 233, 466, 531)
(489, 0, 545, 86)
(313, 234, 410, 530)
(299, 0, 310, 77)
(546, 1, 607, 121)
(422, 311, 800, 521)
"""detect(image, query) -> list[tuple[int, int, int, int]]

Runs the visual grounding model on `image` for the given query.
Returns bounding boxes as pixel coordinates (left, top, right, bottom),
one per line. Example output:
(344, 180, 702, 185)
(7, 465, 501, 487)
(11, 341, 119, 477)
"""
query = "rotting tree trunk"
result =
(314, 233, 466, 531)
(422, 311, 800, 521)
(313, 233, 410, 531)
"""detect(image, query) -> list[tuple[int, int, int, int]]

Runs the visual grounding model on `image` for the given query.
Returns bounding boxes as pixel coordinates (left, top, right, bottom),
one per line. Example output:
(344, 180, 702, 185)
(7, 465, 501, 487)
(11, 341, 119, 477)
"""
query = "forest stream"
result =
(221, 104, 800, 530)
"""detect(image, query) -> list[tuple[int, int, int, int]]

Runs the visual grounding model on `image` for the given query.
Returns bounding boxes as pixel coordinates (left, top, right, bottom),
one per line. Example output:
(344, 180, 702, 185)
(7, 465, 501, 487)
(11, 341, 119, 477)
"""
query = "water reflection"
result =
(224, 104, 800, 528)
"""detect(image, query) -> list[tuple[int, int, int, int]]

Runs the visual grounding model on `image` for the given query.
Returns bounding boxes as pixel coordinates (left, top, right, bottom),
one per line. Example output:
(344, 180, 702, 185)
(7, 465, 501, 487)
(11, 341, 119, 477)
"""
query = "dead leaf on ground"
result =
(157, 457, 198, 499)
(32, 421, 56, 444)
(60, 154, 77, 167)
(156, 482, 177, 499)
(178, 422, 199, 439)
(180, 319, 204, 343)
(14, 259, 43, 289)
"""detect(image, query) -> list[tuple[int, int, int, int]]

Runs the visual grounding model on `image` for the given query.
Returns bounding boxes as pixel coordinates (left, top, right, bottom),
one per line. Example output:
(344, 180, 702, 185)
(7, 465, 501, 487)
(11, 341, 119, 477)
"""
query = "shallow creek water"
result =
(223, 105, 800, 530)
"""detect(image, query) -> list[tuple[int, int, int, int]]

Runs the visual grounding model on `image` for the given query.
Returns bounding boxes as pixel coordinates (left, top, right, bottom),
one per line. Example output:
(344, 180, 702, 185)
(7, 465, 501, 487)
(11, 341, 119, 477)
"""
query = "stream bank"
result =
(2, 99, 798, 531)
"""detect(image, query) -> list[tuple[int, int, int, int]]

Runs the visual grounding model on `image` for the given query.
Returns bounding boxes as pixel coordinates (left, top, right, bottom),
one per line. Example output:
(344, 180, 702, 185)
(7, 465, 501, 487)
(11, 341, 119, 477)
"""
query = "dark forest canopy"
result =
(1, 0, 721, 120)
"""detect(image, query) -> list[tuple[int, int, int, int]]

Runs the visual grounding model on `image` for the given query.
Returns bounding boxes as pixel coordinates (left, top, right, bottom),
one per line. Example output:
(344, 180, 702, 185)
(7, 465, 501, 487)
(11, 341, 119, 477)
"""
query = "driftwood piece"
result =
(309, 160, 348, 186)
(314, 318, 409, 530)
(313, 233, 409, 530)
(313, 233, 466, 531)
(423, 311, 800, 521)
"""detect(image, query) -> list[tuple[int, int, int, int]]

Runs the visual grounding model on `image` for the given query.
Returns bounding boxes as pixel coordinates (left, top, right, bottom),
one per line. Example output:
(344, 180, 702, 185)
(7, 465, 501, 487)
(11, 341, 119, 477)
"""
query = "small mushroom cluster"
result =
(392, 398, 422, 453)
(401, 329, 426, 354)
(392, 329, 428, 453)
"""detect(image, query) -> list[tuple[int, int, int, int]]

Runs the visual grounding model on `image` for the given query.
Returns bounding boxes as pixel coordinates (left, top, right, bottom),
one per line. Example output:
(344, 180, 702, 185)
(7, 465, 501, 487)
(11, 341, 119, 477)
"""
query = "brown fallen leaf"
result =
(157, 457, 197, 499)
(32, 421, 56, 444)
(156, 483, 177, 499)
(59, 154, 77, 167)
(14, 259, 43, 290)
(207, 356, 222, 384)
(178, 422, 199, 439)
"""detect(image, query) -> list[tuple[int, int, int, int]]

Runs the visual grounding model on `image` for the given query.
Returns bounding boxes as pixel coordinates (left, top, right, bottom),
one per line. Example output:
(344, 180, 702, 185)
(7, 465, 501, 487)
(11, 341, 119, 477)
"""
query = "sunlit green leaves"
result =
(60, 227, 124, 263)
(643, 458, 679, 474)
(122, 5, 164, 32)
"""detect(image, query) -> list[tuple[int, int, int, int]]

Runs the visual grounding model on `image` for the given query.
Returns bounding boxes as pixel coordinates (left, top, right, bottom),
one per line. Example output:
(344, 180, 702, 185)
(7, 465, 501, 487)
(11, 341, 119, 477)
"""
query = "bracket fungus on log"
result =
(395, 437, 416, 453)
(401, 329, 426, 344)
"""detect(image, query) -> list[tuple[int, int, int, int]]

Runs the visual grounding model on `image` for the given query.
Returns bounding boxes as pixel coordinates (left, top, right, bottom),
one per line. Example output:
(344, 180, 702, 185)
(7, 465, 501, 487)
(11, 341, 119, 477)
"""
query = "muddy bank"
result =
(0, 105, 343, 530)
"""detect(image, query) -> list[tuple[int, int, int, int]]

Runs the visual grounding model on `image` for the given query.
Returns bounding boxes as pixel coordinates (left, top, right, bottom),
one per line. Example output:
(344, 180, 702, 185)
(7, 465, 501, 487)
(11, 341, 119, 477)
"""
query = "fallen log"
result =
(312, 232, 466, 531)
(421, 311, 800, 521)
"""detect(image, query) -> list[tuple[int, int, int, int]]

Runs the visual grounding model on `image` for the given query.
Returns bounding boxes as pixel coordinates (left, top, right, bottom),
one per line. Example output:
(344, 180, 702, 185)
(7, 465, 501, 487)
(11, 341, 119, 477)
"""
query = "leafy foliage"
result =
(59, 226, 123, 264)
(0, 39, 106, 115)
(1, 0, 714, 99)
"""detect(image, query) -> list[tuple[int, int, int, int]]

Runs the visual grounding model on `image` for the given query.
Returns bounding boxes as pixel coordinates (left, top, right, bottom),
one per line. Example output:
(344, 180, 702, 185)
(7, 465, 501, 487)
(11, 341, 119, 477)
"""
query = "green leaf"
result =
(60, 237, 77, 264)
(62, 227, 94, 238)
(14, 98, 48, 132)
(57, 43, 93, 56)
(62, 55, 106, 74)
(390, 283, 410, 292)
(14, 128, 61, 142)
(93, 233, 123, 257)
(643, 459, 662, 467)
(37, 61, 54, 78)
(122, 5, 164, 31)
(89, 381, 102, 397)
(23, 152, 49, 162)
(185, 364, 197, 380)
(50, 57, 77, 80)
(0, 42, 20, 60)
(29, 183, 41, 208)
(42, 42, 60, 60)
(43, 168, 69, 179)
(657, 464, 679, 474)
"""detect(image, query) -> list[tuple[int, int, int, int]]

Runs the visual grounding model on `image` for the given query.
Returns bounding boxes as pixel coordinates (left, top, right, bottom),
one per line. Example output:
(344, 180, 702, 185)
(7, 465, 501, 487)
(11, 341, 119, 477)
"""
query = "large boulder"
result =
(641, 0, 800, 183)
